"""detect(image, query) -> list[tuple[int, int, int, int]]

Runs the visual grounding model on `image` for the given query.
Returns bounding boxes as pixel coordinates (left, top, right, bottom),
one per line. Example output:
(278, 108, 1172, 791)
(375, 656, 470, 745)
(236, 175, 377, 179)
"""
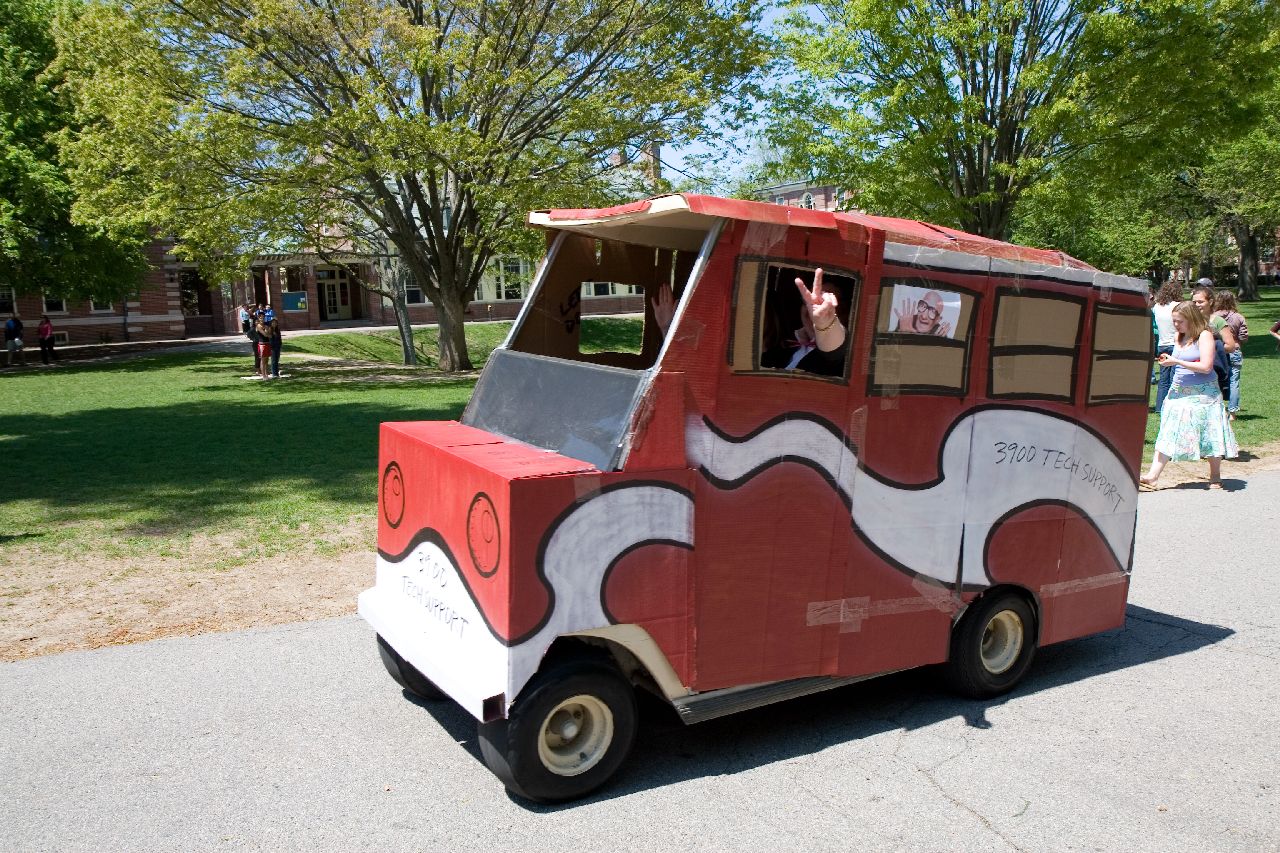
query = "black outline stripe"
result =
(520, 479, 695, 647)
(598, 538, 696, 624)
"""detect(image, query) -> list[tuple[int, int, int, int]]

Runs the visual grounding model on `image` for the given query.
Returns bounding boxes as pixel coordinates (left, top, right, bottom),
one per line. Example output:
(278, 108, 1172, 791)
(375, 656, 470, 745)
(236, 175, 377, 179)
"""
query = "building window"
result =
(90, 298, 113, 312)
(492, 257, 530, 301)
(282, 267, 305, 292)
(989, 290, 1085, 402)
(870, 278, 977, 396)
(179, 270, 212, 316)
(43, 294, 66, 313)
(0, 287, 14, 315)
(801, 192, 815, 210)
(775, 196, 786, 205)
(404, 285, 426, 305)
(1088, 305, 1154, 404)
(278, 266, 310, 312)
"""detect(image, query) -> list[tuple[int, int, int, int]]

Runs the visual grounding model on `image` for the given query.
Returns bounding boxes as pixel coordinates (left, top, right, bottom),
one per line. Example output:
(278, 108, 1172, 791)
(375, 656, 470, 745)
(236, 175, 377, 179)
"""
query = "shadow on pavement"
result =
(399, 603, 1231, 810)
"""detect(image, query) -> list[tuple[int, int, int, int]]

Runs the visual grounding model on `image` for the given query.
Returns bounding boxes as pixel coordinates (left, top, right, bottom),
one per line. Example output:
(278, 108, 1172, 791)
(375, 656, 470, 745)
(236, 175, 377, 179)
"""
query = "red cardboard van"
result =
(359, 194, 1150, 802)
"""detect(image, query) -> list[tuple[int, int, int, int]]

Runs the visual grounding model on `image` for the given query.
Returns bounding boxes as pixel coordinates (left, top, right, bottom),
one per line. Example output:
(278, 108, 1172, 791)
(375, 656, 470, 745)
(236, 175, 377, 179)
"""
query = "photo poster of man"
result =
(889, 283, 963, 339)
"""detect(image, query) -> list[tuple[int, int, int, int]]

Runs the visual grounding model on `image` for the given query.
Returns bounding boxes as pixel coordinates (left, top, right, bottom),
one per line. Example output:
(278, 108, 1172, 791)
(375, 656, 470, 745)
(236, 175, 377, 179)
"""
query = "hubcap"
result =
(980, 610, 1024, 675)
(537, 694, 614, 777)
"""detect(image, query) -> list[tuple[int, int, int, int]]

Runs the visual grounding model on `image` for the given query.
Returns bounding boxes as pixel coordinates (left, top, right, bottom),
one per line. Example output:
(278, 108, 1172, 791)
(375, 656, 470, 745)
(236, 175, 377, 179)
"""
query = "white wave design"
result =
(686, 408, 1136, 587)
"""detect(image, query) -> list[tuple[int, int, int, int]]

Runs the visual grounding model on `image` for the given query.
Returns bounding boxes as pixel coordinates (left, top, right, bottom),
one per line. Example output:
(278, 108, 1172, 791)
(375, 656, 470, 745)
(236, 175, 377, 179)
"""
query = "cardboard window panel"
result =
(991, 354, 1075, 399)
(1089, 356, 1150, 402)
(1094, 309, 1151, 353)
(730, 260, 762, 371)
(873, 343, 966, 389)
(993, 295, 1081, 349)
(1088, 305, 1152, 403)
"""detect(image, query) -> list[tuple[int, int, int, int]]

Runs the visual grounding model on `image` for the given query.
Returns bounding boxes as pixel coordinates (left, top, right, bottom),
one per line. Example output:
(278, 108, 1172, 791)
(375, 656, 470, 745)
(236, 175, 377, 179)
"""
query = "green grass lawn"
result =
(0, 317, 646, 571)
(1145, 288, 1280, 457)
(3, 301, 1275, 570)
(287, 316, 644, 364)
(0, 351, 474, 568)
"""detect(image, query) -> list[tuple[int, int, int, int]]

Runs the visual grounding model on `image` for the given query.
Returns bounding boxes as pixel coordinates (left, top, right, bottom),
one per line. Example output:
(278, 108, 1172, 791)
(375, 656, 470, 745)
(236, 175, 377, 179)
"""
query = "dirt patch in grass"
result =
(0, 521, 376, 661)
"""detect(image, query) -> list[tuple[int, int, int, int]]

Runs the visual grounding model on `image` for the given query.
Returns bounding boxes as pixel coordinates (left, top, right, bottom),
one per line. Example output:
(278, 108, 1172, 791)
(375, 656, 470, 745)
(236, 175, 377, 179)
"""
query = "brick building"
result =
(755, 181, 848, 212)
(3, 242, 644, 346)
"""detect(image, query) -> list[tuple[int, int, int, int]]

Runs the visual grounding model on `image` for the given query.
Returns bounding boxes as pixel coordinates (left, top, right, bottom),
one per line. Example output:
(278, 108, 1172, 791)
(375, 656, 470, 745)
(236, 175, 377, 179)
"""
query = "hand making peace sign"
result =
(794, 267, 843, 349)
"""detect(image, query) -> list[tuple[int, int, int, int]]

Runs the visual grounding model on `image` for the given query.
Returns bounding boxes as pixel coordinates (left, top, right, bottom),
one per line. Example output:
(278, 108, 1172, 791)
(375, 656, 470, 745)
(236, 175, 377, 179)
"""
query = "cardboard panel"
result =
(730, 261, 761, 370)
(1089, 356, 1149, 402)
(510, 232, 596, 359)
(991, 354, 1074, 398)
(994, 296, 1081, 348)
(1094, 310, 1150, 351)
(873, 343, 966, 389)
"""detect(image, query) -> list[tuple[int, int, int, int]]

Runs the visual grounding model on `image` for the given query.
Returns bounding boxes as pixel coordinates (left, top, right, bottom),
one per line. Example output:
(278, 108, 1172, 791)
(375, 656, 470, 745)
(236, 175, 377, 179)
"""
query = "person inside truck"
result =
(653, 267, 848, 376)
(759, 268, 847, 376)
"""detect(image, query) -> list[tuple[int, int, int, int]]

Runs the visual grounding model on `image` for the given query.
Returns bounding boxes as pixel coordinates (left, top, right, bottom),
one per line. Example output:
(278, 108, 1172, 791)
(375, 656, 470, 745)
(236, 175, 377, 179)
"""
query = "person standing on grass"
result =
(1152, 281, 1181, 412)
(1212, 290, 1248, 420)
(37, 315, 56, 365)
(254, 313, 272, 379)
(266, 310, 282, 378)
(4, 313, 24, 367)
(1141, 301, 1238, 490)
(246, 304, 262, 374)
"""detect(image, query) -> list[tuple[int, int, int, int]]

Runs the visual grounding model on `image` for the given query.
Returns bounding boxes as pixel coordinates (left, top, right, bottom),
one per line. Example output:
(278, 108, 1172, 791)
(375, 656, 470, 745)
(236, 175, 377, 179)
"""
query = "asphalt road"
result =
(3, 472, 1278, 852)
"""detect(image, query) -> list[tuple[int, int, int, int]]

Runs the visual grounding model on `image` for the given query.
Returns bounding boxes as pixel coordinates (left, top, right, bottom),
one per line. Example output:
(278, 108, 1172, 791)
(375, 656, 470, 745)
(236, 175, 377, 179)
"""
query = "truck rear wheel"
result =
(946, 591, 1037, 699)
(477, 660, 637, 803)
(376, 635, 444, 701)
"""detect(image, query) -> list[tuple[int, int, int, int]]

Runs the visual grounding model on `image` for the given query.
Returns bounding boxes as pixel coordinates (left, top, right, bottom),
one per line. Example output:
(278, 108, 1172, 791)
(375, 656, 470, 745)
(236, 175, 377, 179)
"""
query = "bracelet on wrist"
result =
(814, 315, 838, 333)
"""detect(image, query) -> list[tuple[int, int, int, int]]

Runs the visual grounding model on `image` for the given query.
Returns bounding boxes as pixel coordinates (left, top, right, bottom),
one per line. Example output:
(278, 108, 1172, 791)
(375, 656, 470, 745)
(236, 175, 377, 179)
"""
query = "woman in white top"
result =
(1151, 281, 1181, 412)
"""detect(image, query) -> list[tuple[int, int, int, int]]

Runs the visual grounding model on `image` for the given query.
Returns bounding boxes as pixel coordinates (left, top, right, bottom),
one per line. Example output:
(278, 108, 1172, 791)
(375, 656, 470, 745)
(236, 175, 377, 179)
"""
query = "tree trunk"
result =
(435, 291, 473, 371)
(1151, 261, 1167, 285)
(1198, 243, 1215, 281)
(390, 290, 418, 366)
(1234, 222, 1261, 302)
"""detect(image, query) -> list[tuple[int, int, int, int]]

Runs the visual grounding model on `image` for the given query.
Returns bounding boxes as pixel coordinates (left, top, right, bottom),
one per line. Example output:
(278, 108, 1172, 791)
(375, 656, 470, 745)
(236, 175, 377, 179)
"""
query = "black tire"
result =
(946, 591, 1037, 699)
(376, 635, 445, 701)
(477, 660, 637, 803)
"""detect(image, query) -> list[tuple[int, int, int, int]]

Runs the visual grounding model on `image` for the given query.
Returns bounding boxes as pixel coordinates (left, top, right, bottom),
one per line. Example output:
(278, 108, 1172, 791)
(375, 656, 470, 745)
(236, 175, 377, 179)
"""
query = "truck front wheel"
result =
(946, 591, 1037, 699)
(477, 660, 637, 803)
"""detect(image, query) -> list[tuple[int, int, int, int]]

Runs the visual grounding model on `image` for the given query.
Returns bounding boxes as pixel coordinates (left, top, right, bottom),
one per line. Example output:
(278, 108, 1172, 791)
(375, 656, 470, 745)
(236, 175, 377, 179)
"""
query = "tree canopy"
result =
(59, 0, 766, 368)
(762, 0, 1277, 241)
(0, 0, 144, 301)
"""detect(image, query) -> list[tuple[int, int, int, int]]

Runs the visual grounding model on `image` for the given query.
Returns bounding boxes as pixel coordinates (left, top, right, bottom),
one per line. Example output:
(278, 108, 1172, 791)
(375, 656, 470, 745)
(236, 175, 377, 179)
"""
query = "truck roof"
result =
(528, 193, 1148, 293)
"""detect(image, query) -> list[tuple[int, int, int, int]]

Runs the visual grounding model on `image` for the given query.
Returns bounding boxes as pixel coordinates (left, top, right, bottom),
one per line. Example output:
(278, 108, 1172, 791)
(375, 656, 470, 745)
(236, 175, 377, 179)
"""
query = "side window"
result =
(990, 290, 1085, 402)
(728, 259, 858, 381)
(870, 277, 977, 396)
(1089, 305, 1153, 404)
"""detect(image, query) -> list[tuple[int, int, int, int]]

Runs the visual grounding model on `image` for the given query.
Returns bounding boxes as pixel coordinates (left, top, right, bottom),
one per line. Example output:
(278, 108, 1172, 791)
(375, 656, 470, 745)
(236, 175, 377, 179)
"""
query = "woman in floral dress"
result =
(1140, 301, 1238, 489)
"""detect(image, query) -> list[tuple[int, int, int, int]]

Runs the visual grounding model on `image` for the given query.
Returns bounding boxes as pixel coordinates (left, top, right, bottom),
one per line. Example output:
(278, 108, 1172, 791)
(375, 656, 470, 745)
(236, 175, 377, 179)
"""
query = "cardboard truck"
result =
(359, 194, 1151, 802)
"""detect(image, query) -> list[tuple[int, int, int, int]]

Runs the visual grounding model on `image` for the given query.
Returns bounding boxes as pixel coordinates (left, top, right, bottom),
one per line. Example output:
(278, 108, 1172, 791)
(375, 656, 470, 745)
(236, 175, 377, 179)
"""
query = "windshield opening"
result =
(508, 232, 700, 371)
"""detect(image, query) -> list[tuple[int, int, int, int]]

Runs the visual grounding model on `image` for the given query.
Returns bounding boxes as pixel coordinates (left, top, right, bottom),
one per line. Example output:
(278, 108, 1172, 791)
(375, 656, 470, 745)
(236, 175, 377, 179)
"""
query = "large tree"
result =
(0, 0, 144, 303)
(1015, 64, 1280, 293)
(762, 0, 1277, 241)
(1197, 75, 1280, 300)
(58, 0, 764, 368)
